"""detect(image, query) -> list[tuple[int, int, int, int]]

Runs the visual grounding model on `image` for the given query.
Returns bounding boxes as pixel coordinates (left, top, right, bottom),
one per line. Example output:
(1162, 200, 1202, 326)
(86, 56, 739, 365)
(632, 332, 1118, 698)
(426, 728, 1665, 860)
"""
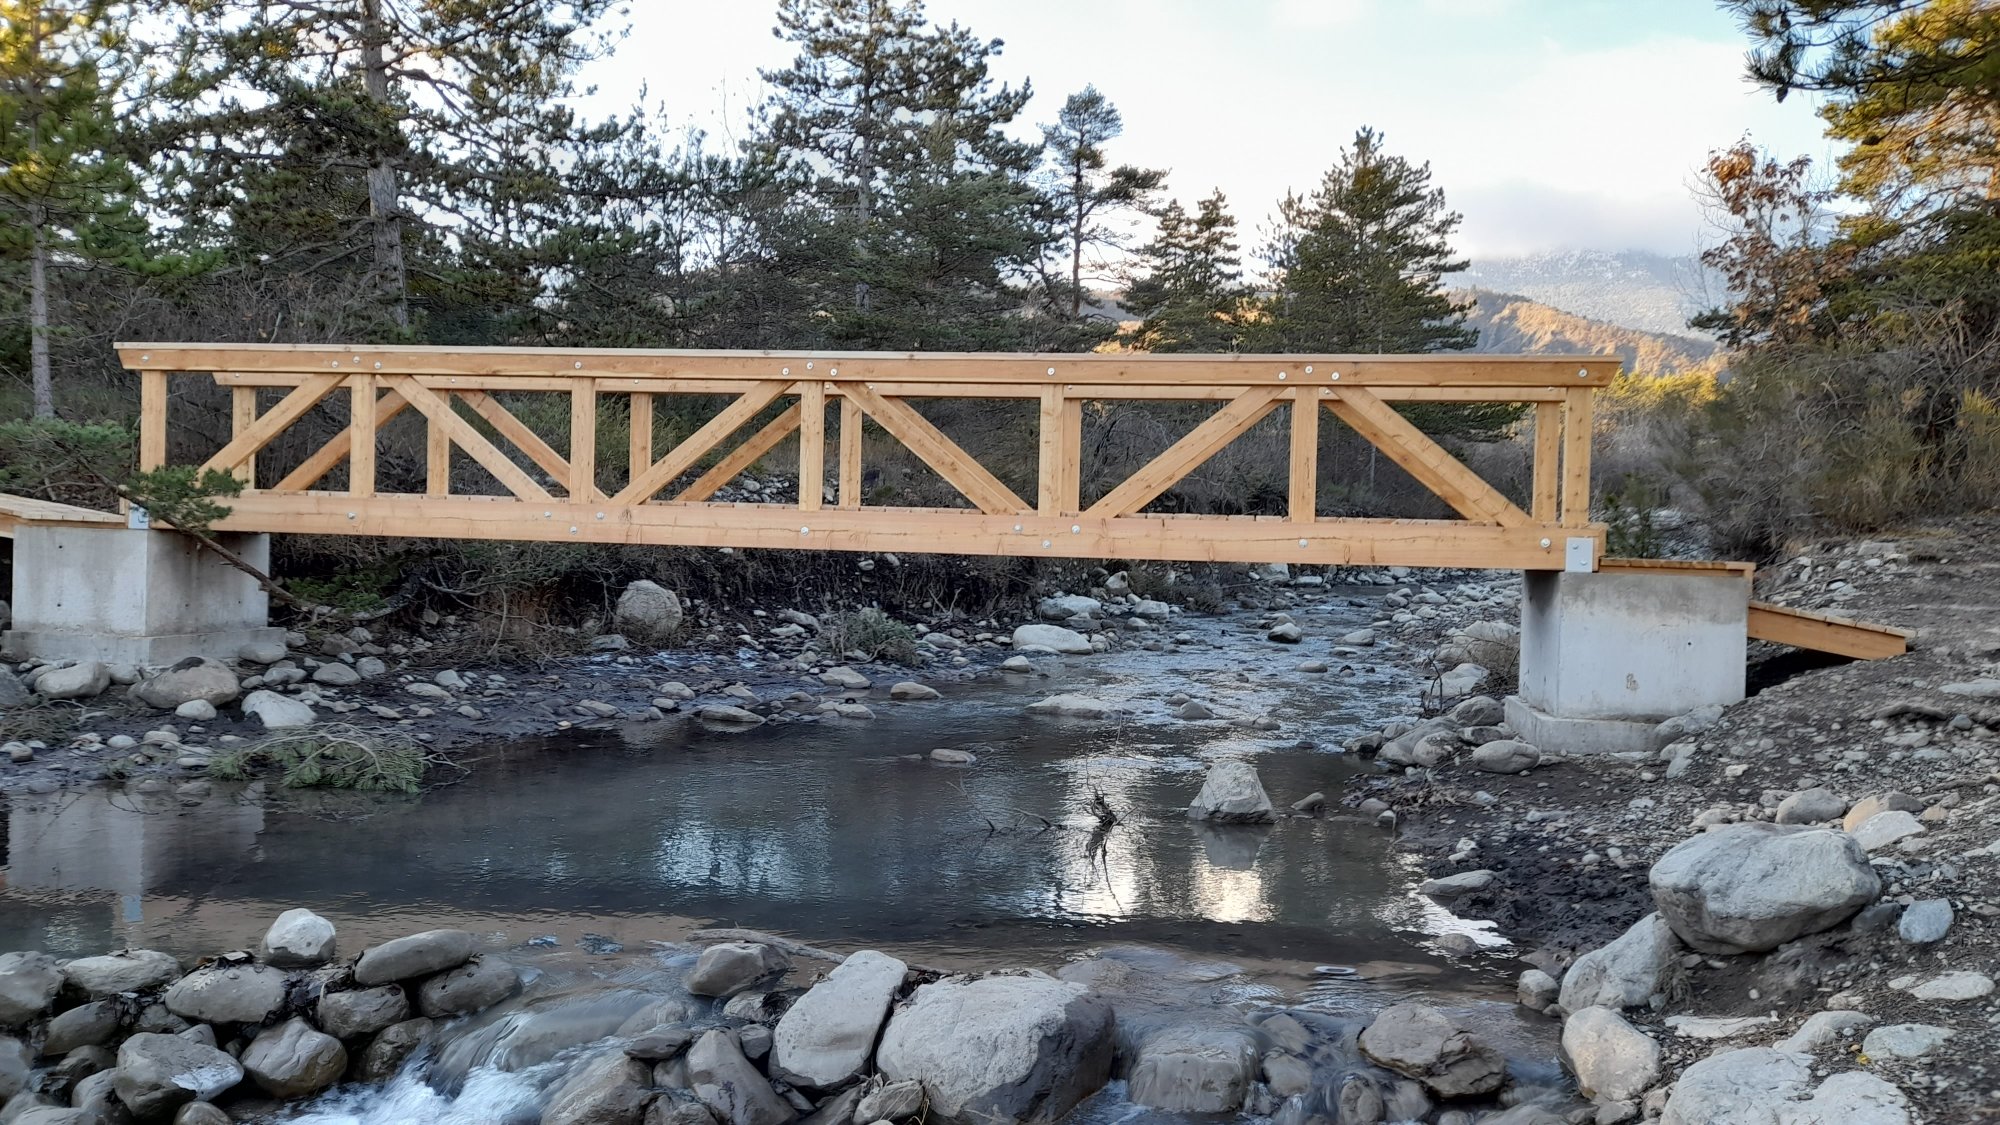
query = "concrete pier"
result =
(1506, 569, 1749, 755)
(3, 526, 282, 665)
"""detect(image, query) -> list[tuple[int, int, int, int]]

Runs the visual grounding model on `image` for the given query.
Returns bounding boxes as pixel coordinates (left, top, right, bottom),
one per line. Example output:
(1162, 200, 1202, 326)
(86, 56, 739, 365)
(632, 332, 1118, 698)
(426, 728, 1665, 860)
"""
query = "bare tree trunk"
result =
(1070, 162, 1085, 319)
(29, 208, 52, 419)
(360, 0, 409, 330)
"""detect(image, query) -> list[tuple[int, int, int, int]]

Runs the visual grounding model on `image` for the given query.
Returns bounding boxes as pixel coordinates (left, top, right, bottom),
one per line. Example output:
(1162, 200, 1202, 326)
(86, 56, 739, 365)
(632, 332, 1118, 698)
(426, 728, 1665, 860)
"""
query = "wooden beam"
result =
(838, 395, 863, 509)
(426, 403, 451, 497)
(842, 382, 1030, 516)
(629, 391, 653, 481)
(1086, 386, 1285, 518)
(676, 404, 803, 502)
(382, 376, 553, 502)
(457, 391, 574, 492)
(1532, 400, 1561, 523)
(1563, 386, 1594, 526)
(350, 374, 377, 498)
(140, 370, 167, 471)
(1601, 558, 1756, 579)
(1037, 387, 1067, 515)
(612, 380, 790, 506)
(271, 392, 410, 493)
(1749, 601, 1911, 660)
(1325, 387, 1531, 527)
(797, 382, 824, 512)
(197, 372, 346, 477)
(1290, 390, 1320, 522)
(570, 379, 597, 501)
(0, 492, 123, 539)
(231, 386, 259, 487)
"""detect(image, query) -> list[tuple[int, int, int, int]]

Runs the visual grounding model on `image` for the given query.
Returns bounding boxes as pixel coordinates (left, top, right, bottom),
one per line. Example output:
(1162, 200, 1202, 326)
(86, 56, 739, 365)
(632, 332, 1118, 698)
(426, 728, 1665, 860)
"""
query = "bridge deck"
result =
(0, 493, 124, 538)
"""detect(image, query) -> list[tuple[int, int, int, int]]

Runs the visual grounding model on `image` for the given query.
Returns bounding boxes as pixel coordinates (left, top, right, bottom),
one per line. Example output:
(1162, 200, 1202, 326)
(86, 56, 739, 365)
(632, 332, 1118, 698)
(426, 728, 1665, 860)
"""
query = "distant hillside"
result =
(1456, 287, 1719, 373)
(1454, 250, 1722, 339)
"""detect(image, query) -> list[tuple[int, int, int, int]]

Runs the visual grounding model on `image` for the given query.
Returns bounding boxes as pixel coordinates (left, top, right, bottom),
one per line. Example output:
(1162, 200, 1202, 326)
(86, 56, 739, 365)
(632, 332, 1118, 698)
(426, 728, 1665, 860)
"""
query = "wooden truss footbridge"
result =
(114, 343, 1614, 570)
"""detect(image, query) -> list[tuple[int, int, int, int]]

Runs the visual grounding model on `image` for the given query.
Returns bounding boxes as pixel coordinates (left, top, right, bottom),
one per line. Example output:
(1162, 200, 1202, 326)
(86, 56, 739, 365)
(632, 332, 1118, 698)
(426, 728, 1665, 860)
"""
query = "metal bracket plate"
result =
(1564, 536, 1596, 573)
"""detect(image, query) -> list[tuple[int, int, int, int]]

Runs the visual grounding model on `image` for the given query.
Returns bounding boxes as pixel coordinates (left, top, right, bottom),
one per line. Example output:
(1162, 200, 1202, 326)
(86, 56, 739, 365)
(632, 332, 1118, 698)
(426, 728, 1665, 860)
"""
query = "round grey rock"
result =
(354, 929, 476, 985)
(113, 1033, 243, 1117)
(416, 956, 519, 1018)
(241, 1017, 346, 1098)
(162, 963, 289, 1025)
(1649, 823, 1880, 954)
(1897, 899, 1953, 945)
(259, 908, 337, 969)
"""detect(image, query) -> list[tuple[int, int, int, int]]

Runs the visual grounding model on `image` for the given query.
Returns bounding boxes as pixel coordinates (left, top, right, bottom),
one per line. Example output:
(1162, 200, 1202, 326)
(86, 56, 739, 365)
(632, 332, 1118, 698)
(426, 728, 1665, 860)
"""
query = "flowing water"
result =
(0, 590, 1559, 1121)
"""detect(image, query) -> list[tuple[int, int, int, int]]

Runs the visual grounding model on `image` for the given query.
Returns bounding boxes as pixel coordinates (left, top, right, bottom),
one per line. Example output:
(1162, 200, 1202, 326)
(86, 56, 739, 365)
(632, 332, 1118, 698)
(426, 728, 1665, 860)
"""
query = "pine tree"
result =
(1122, 190, 1249, 352)
(1038, 86, 1166, 320)
(0, 0, 142, 418)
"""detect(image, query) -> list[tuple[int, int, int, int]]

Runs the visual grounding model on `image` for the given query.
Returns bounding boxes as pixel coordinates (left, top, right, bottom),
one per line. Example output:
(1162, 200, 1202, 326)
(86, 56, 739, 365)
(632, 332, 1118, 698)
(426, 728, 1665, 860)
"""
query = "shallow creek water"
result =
(0, 589, 1559, 1121)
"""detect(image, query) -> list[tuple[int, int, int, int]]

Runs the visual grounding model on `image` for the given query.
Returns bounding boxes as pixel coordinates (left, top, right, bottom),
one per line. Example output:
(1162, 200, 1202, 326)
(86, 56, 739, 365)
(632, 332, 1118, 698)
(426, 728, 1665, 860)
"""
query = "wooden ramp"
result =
(1748, 601, 1912, 660)
(0, 493, 123, 538)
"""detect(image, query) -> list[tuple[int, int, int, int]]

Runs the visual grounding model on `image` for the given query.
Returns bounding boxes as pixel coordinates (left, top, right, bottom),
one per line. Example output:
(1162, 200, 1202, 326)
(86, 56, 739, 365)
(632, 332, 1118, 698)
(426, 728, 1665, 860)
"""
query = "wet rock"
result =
(649, 1091, 720, 1125)
(1175, 700, 1215, 720)
(544, 1050, 654, 1125)
(1851, 810, 1924, 851)
(1518, 969, 1558, 1011)
(1340, 629, 1375, 646)
(877, 975, 1114, 1125)
(889, 682, 940, 701)
(317, 985, 410, 1039)
(928, 749, 975, 765)
(1357, 1002, 1504, 1099)
(174, 699, 217, 722)
(688, 1030, 796, 1125)
(43, 1001, 120, 1054)
(174, 1105, 231, 1125)
(1774, 787, 1847, 825)
(112, 1033, 243, 1117)
(626, 1027, 696, 1062)
(356, 1018, 434, 1082)
(0, 1038, 26, 1101)
(615, 581, 685, 644)
(686, 943, 790, 999)
(1897, 899, 1953, 944)
(1842, 792, 1924, 832)
(1187, 761, 1275, 824)
(1266, 622, 1303, 644)
(1469, 739, 1538, 774)
(1659, 1048, 1909, 1125)
(999, 656, 1035, 673)
(0, 954, 62, 1027)
(1023, 694, 1108, 719)
(697, 705, 766, 727)
(1126, 1025, 1258, 1113)
(242, 1017, 346, 1098)
(1290, 791, 1326, 814)
(852, 1078, 923, 1122)
(1559, 913, 1680, 1012)
(820, 667, 870, 691)
(62, 951, 179, 997)
(259, 908, 336, 969)
(240, 689, 316, 730)
(1011, 624, 1092, 655)
(1649, 823, 1879, 954)
(162, 963, 288, 1025)
(771, 949, 906, 1090)
(417, 956, 519, 1017)
(33, 663, 108, 701)
(354, 929, 476, 985)
(1562, 1007, 1659, 1103)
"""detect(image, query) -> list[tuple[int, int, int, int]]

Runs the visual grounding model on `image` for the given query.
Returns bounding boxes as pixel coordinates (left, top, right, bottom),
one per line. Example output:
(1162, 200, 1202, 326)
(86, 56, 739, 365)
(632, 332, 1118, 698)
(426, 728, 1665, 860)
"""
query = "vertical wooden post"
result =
(798, 382, 825, 511)
(570, 379, 597, 500)
(426, 396, 451, 496)
(629, 391, 653, 479)
(838, 393, 862, 509)
(1037, 386, 1064, 514)
(139, 370, 167, 471)
(1288, 390, 1319, 522)
(1561, 386, 1594, 526)
(231, 386, 258, 488)
(1532, 400, 1562, 523)
(350, 375, 377, 498)
(1060, 394, 1082, 515)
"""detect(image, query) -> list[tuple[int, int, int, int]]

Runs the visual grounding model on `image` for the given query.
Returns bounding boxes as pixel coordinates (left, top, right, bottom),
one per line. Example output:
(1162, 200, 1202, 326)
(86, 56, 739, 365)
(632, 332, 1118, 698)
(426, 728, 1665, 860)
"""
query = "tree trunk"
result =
(1070, 160, 1085, 320)
(29, 207, 52, 419)
(360, 0, 409, 330)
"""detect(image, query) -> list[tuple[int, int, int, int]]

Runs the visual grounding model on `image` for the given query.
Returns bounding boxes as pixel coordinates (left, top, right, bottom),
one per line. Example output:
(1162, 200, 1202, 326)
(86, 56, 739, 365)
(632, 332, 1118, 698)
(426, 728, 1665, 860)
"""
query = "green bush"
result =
(822, 608, 918, 664)
(210, 725, 445, 793)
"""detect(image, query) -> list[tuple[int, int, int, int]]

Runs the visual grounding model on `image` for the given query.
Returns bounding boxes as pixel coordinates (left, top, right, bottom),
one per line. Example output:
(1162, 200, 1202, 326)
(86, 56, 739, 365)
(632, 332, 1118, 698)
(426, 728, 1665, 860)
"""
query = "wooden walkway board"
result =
(0, 493, 123, 538)
(1748, 600, 1912, 660)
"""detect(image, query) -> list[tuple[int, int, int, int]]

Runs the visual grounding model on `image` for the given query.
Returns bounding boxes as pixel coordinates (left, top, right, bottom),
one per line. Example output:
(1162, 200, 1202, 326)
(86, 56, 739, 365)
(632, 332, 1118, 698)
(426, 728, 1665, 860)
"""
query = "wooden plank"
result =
(1602, 558, 1756, 578)
(1325, 387, 1532, 526)
(1038, 386, 1064, 514)
(1059, 395, 1082, 516)
(1086, 386, 1286, 518)
(457, 391, 574, 486)
(797, 382, 824, 512)
(612, 380, 790, 506)
(1290, 389, 1320, 521)
(1749, 601, 1911, 660)
(115, 342, 1622, 387)
(271, 392, 410, 492)
(382, 375, 553, 502)
(350, 374, 377, 499)
(209, 492, 1591, 570)
(231, 387, 259, 487)
(1532, 400, 1561, 523)
(676, 404, 802, 502)
(426, 402, 451, 497)
(570, 379, 597, 501)
(629, 391, 653, 480)
(0, 492, 123, 538)
(139, 370, 167, 471)
(838, 395, 862, 509)
(197, 372, 346, 477)
(1563, 386, 1594, 526)
(842, 382, 1030, 516)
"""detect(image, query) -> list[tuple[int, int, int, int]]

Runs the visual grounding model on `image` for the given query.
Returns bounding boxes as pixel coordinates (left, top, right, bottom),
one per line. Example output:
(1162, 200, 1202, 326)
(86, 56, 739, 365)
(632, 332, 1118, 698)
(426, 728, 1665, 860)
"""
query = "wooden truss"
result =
(120, 344, 1615, 570)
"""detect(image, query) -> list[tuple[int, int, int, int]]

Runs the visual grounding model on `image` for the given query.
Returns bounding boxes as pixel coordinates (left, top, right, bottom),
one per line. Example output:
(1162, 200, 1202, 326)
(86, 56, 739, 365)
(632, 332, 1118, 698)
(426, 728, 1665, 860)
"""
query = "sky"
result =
(585, 0, 1838, 260)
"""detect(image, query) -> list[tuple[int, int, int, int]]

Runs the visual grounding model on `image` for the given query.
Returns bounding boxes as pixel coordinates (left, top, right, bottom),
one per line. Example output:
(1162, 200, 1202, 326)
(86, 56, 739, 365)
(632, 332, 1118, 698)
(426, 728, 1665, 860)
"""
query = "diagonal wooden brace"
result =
(271, 390, 410, 492)
(1085, 385, 1286, 518)
(1325, 386, 1531, 526)
(841, 383, 1030, 515)
(675, 404, 803, 503)
(199, 372, 346, 476)
(383, 375, 552, 501)
(456, 391, 602, 502)
(613, 380, 791, 506)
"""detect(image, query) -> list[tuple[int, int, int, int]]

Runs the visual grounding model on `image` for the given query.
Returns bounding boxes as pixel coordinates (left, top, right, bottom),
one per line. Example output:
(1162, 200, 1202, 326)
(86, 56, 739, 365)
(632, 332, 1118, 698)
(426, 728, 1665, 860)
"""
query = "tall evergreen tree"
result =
(0, 0, 141, 417)
(1037, 86, 1165, 320)
(1122, 190, 1248, 352)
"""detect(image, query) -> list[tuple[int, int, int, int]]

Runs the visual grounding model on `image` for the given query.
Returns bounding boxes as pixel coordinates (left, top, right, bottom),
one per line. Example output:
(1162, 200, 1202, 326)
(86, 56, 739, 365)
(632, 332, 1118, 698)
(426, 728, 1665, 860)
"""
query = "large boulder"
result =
(44, 999, 121, 1054)
(416, 956, 519, 1017)
(1357, 1002, 1504, 1099)
(770, 950, 907, 1089)
(112, 1033, 244, 1117)
(162, 963, 288, 1025)
(132, 658, 242, 710)
(240, 689, 316, 730)
(353, 929, 476, 985)
(1562, 1007, 1659, 1103)
(1559, 913, 1681, 1012)
(1469, 740, 1539, 775)
(1186, 761, 1276, 824)
(0, 668, 28, 709)
(1660, 1047, 1910, 1125)
(0, 954, 63, 1027)
(317, 986, 410, 1039)
(541, 1050, 653, 1125)
(1023, 694, 1109, 719)
(1649, 823, 1880, 954)
(1010, 625, 1092, 655)
(259, 908, 336, 969)
(1037, 595, 1101, 621)
(1437, 621, 1519, 670)
(685, 943, 789, 999)
(62, 950, 180, 997)
(241, 1017, 346, 1098)
(356, 1017, 435, 1083)
(876, 975, 1114, 1125)
(0, 1037, 27, 1098)
(687, 1030, 795, 1125)
(614, 581, 685, 644)
(32, 663, 108, 701)
(1126, 1025, 1258, 1113)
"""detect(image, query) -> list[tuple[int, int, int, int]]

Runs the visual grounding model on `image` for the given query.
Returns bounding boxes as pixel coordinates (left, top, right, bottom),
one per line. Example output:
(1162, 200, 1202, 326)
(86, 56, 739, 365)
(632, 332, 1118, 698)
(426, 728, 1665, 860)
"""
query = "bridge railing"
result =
(115, 344, 1615, 570)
